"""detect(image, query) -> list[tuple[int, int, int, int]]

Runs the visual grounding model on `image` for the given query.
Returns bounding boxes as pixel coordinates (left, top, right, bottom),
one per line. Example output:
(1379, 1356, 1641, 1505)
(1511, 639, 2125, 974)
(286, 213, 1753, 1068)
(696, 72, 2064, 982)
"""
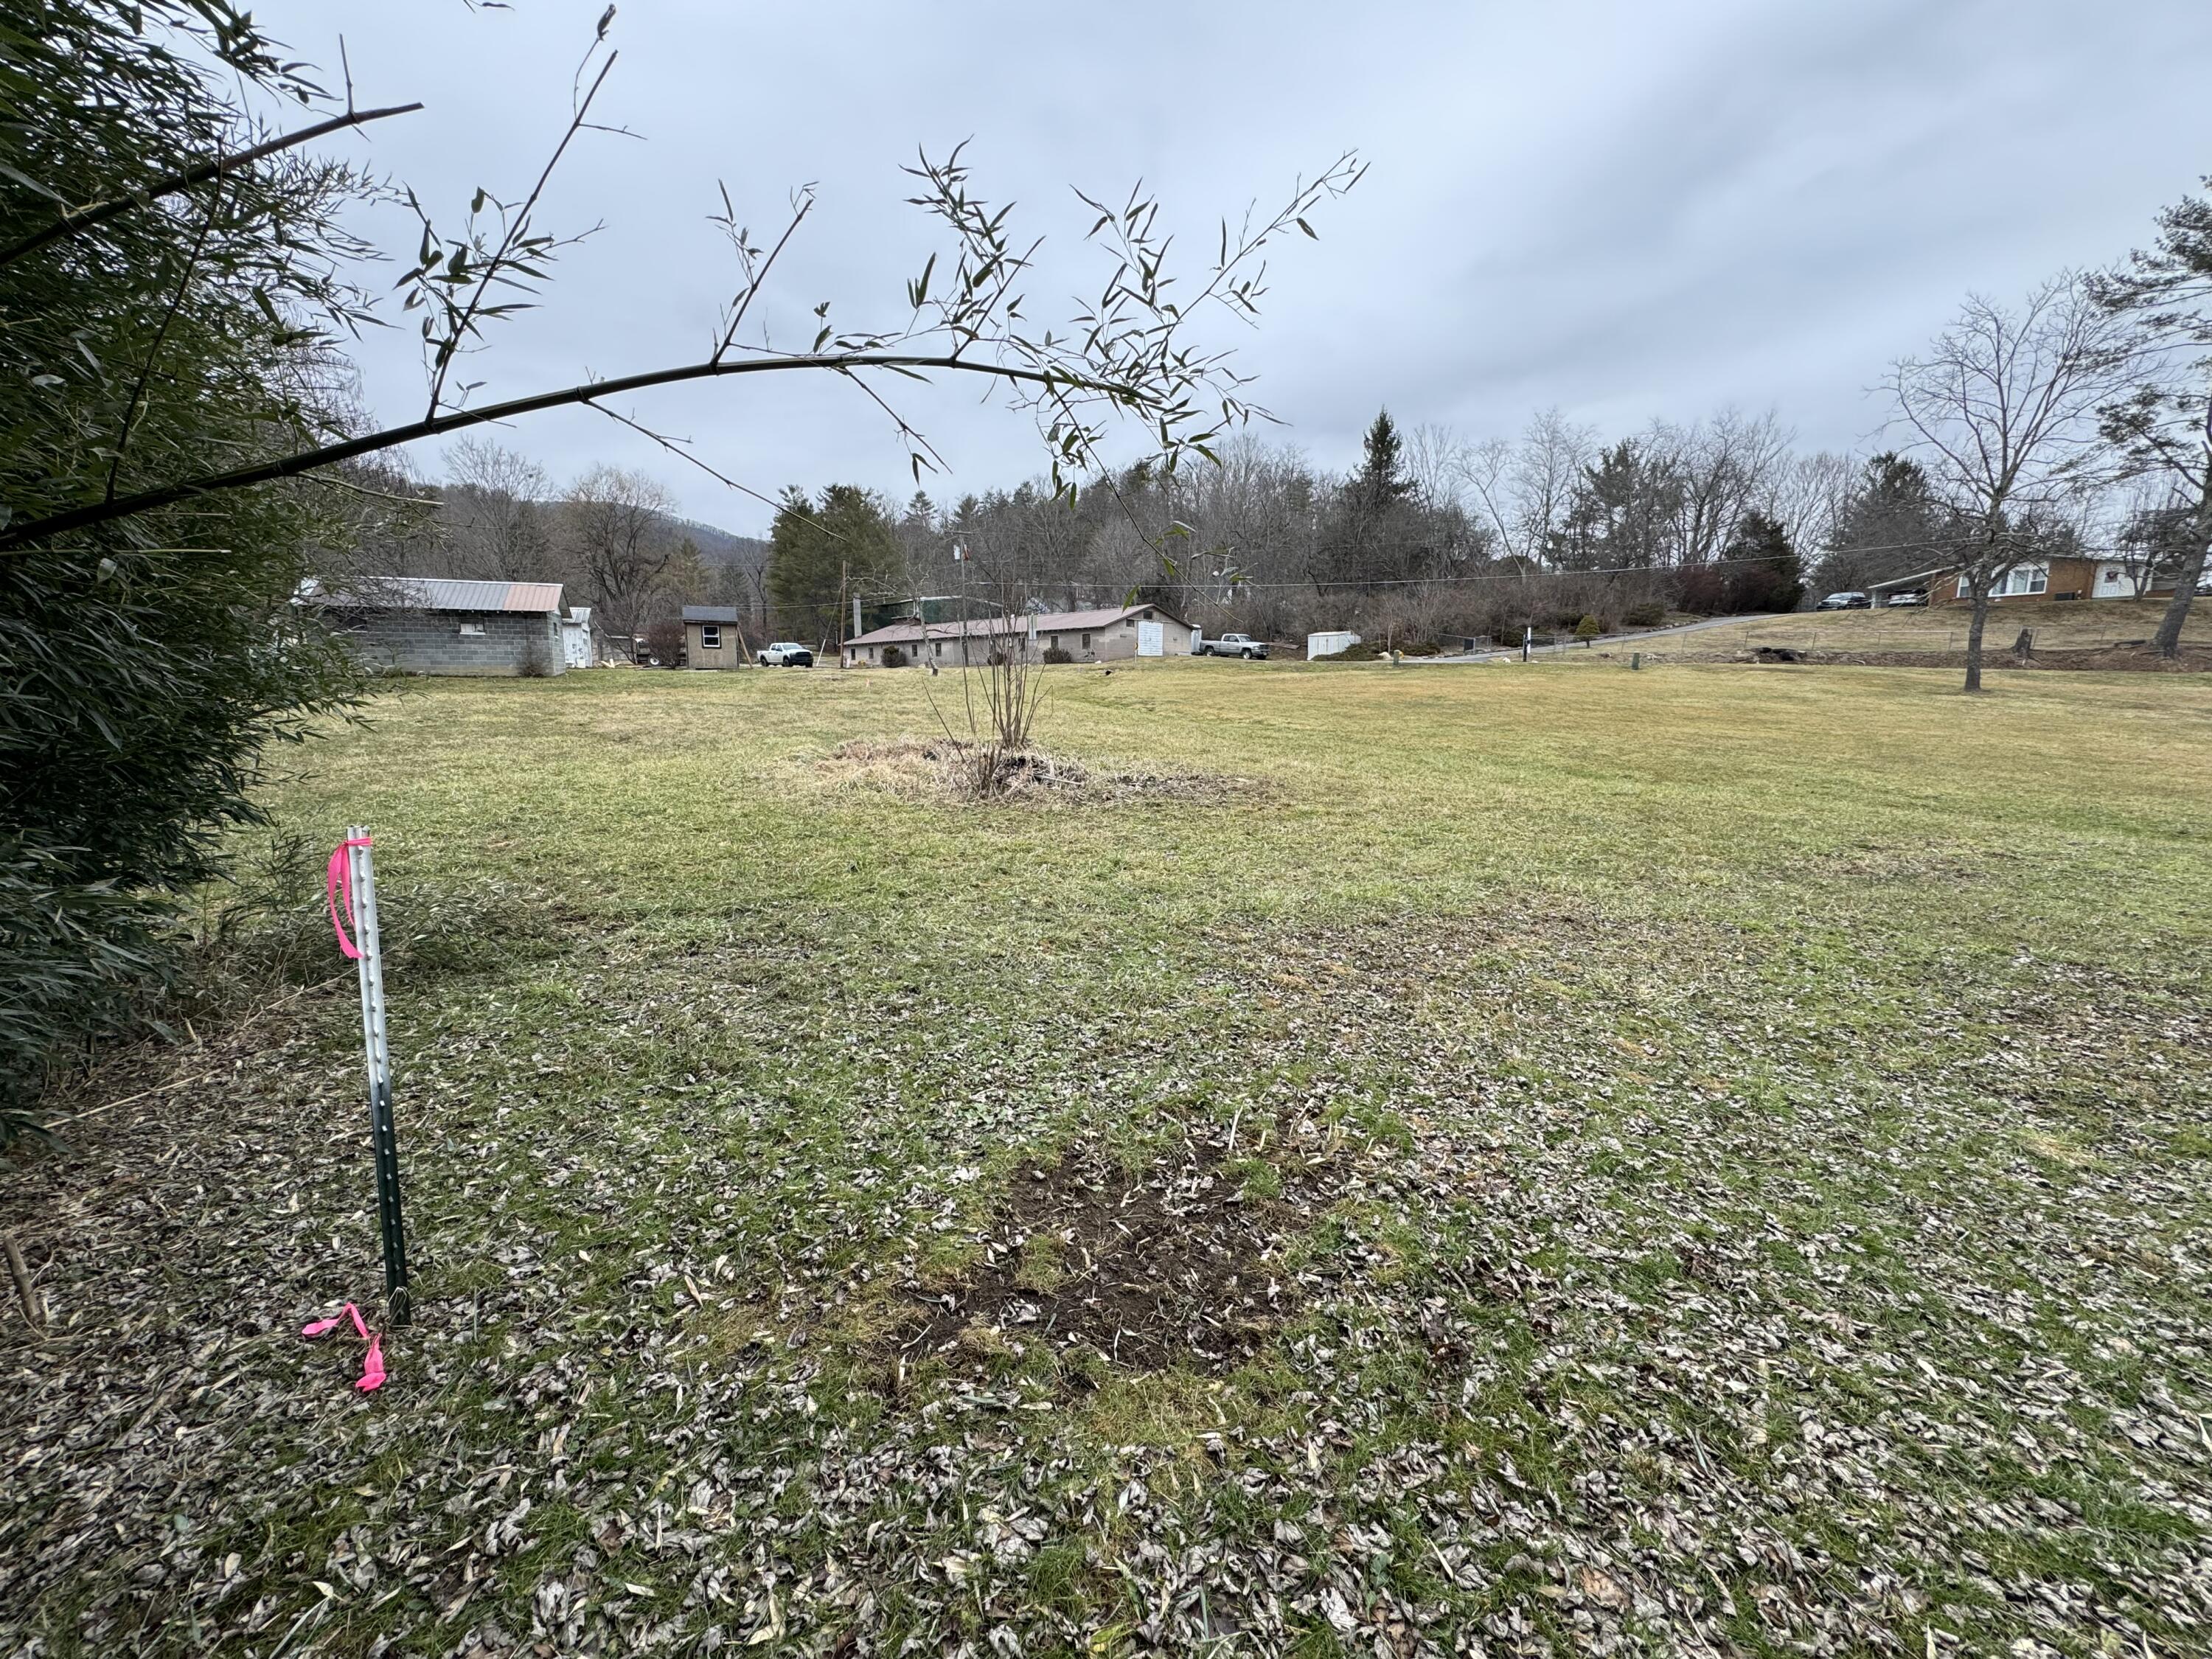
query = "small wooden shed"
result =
(681, 605, 746, 669)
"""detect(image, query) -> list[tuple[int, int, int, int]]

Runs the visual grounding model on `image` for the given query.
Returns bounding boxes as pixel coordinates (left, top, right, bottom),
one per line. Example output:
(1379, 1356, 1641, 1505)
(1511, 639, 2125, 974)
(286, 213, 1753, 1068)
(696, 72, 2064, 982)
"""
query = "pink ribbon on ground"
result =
(324, 836, 373, 961)
(301, 1301, 369, 1340)
(302, 1301, 388, 1391)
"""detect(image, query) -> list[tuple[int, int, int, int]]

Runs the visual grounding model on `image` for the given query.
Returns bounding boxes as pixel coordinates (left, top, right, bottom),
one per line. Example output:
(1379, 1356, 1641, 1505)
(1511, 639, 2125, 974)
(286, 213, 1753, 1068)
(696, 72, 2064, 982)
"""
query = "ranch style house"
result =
(1871, 557, 2181, 607)
(841, 603, 1199, 667)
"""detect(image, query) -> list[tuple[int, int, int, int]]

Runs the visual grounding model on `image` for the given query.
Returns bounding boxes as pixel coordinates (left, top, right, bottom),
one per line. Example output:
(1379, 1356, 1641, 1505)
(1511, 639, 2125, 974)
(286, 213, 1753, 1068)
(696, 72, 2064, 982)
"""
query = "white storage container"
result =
(1306, 630, 1362, 660)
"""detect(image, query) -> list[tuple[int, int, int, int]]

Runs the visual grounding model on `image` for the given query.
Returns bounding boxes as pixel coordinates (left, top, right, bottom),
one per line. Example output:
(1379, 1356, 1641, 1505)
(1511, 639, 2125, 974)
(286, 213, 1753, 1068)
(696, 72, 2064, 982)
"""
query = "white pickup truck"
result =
(1197, 632, 1270, 659)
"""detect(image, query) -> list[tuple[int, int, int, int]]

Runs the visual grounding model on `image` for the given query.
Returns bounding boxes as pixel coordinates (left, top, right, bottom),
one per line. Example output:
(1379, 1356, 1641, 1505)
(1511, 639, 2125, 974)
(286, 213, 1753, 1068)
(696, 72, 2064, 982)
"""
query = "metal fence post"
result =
(347, 826, 411, 1327)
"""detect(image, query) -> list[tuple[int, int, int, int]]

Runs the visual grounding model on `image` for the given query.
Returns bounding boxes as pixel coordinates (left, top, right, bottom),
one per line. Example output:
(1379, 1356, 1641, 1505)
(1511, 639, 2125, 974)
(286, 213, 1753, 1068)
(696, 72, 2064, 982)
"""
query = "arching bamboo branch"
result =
(0, 354, 1129, 551)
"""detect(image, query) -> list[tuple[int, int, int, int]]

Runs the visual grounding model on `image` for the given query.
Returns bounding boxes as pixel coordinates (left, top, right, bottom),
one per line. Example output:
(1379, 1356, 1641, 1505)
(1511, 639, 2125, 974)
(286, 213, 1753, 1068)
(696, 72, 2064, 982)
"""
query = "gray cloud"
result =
(261, 0, 2212, 529)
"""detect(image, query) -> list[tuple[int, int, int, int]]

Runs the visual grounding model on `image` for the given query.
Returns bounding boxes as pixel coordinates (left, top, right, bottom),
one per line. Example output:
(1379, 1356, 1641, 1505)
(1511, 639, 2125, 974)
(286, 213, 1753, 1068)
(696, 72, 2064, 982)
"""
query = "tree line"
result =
(319, 408, 1919, 653)
(376, 372, 2202, 664)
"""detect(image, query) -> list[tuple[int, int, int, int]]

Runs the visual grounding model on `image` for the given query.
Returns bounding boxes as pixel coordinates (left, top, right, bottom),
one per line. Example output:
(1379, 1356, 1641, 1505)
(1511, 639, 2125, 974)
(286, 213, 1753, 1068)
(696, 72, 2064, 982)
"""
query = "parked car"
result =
(1197, 632, 1270, 659)
(756, 641, 814, 667)
(1882, 591, 1927, 608)
(1815, 591, 1871, 611)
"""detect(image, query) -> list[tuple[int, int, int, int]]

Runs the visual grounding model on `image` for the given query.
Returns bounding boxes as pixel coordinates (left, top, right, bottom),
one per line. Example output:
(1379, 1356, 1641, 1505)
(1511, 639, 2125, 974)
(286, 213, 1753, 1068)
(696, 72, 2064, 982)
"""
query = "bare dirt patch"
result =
(891, 1137, 1335, 1380)
(816, 737, 1252, 804)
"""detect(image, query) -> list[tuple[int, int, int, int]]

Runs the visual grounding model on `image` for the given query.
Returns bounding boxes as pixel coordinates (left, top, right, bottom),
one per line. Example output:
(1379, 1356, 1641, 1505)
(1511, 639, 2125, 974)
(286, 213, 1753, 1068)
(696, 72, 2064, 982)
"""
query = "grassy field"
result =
(1641, 596, 2208, 657)
(4, 658, 2212, 1658)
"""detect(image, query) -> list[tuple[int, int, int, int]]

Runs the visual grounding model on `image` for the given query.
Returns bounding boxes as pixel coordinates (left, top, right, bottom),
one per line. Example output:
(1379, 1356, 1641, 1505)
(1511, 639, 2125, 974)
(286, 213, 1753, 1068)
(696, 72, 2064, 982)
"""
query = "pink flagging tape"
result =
(324, 836, 373, 960)
(302, 1301, 387, 1391)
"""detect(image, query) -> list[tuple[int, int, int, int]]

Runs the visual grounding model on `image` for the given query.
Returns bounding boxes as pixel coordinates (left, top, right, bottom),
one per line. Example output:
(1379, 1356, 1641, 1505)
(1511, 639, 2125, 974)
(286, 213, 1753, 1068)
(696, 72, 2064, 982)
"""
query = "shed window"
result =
(1081, 632, 1091, 650)
(933, 640, 944, 657)
(700, 624, 721, 649)
(458, 621, 486, 636)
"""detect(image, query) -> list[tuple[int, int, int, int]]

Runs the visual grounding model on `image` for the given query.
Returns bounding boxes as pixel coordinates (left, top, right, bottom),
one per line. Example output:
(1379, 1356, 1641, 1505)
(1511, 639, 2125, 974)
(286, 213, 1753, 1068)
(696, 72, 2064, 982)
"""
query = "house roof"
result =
(682, 605, 741, 623)
(299, 577, 563, 613)
(845, 602, 1190, 648)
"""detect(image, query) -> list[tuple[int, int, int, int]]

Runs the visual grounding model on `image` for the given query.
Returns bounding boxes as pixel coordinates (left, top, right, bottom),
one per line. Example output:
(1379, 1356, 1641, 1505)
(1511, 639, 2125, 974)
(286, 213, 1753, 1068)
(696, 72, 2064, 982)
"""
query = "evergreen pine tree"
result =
(1350, 408, 1415, 514)
(766, 484, 903, 645)
(1720, 511, 1804, 613)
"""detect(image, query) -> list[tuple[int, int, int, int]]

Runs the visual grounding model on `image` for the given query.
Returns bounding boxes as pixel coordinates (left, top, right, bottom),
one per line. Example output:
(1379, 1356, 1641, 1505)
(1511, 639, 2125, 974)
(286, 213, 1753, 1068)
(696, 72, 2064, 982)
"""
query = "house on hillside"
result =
(297, 577, 566, 676)
(1873, 557, 2180, 608)
(841, 603, 1199, 667)
(681, 605, 747, 669)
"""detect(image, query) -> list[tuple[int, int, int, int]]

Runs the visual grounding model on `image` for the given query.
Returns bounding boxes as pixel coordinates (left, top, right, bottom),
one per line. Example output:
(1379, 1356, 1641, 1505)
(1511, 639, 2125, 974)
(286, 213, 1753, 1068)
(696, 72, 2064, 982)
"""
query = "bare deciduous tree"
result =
(1461, 408, 1598, 565)
(710, 534, 775, 633)
(1765, 449, 1856, 577)
(563, 465, 677, 647)
(915, 538, 1049, 798)
(1406, 423, 1472, 515)
(444, 436, 552, 582)
(1652, 408, 1794, 566)
(1884, 276, 2130, 690)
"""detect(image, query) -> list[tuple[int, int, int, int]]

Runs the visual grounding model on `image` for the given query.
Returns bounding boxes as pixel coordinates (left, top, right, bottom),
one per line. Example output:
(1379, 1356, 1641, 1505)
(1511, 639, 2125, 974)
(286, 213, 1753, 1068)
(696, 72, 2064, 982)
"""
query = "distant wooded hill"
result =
(667, 516, 769, 567)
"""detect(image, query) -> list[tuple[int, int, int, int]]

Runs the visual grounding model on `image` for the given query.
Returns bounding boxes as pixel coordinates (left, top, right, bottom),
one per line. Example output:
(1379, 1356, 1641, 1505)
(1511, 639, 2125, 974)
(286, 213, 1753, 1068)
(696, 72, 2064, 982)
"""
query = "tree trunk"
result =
(1963, 583, 1992, 692)
(2153, 538, 2208, 658)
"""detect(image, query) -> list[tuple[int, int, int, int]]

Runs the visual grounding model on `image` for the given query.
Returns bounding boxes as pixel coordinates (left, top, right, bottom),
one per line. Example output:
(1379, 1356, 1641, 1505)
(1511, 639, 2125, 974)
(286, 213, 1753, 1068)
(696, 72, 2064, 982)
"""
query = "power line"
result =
(907, 537, 2132, 595)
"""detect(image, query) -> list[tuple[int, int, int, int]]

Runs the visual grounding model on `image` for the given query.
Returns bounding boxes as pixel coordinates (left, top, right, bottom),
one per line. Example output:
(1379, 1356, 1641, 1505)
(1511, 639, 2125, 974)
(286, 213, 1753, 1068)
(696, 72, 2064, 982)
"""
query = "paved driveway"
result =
(1405, 613, 1784, 664)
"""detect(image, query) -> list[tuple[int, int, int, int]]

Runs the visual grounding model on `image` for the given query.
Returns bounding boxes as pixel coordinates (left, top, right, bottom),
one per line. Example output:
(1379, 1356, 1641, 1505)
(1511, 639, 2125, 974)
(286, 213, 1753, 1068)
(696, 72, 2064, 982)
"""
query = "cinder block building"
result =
(297, 578, 567, 676)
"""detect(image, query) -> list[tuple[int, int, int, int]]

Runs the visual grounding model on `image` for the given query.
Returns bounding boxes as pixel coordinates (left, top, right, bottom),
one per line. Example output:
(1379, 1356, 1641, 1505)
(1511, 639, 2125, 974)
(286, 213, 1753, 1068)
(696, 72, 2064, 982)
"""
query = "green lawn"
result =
(5, 658, 2211, 1658)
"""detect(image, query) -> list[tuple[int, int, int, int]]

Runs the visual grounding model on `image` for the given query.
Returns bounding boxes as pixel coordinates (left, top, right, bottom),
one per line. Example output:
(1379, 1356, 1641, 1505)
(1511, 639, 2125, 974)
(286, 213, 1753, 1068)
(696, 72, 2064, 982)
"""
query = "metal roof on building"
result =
(681, 605, 741, 623)
(298, 577, 564, 613)
(845, 603, 1188, 648)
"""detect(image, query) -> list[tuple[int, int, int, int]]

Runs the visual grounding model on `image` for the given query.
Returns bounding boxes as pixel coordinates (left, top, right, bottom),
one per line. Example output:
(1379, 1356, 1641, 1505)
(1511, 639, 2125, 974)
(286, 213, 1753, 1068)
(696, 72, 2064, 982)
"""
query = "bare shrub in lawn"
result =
(919, 544, 1051, 796)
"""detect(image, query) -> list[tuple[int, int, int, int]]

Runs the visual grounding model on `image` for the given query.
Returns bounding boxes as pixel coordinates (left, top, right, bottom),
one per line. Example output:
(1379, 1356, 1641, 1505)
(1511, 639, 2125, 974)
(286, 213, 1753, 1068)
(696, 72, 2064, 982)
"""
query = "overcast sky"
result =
(257, 0, 2212, 534)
